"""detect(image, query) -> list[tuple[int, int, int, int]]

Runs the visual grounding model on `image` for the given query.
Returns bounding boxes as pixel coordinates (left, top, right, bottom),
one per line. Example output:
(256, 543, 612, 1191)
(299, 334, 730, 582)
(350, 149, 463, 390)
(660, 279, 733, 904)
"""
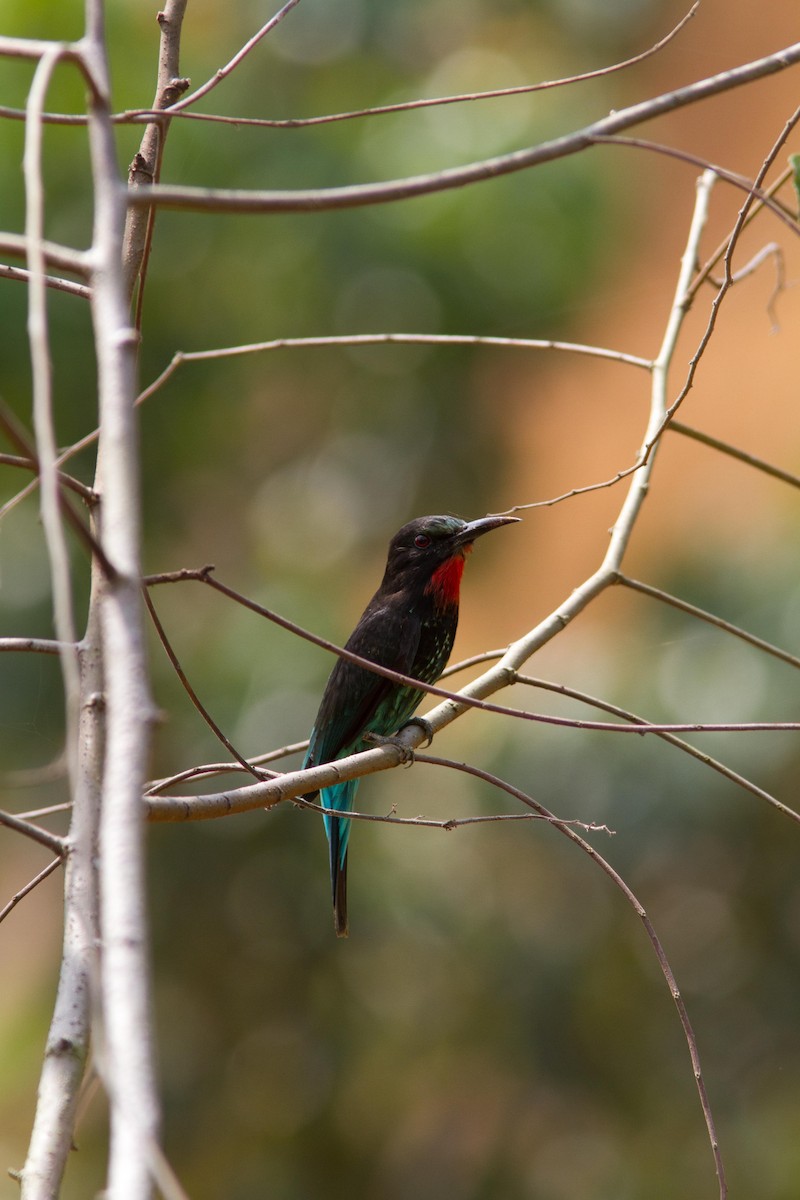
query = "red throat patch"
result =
(425, 549, 469, 607)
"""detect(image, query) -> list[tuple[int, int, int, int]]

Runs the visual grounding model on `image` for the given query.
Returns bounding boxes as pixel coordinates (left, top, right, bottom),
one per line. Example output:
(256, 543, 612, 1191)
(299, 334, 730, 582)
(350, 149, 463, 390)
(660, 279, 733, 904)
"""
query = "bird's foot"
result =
(363, 730, 416, 765)
(400, 715, 435, 748)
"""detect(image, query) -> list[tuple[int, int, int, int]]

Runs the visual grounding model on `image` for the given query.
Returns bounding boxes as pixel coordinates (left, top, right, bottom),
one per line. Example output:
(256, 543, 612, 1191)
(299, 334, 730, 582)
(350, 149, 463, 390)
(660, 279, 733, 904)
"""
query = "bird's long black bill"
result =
(455, 514, 520, 547)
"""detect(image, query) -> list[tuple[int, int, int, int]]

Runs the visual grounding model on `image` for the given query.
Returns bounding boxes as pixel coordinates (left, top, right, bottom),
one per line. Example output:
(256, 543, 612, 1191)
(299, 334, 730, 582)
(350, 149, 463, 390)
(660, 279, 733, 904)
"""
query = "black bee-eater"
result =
(303, 513, 519, 937)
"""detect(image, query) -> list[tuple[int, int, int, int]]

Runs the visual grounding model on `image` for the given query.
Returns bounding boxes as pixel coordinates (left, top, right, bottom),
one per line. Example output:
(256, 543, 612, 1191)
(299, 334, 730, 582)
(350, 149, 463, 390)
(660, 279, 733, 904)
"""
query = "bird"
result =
(303, 513, 520, 937)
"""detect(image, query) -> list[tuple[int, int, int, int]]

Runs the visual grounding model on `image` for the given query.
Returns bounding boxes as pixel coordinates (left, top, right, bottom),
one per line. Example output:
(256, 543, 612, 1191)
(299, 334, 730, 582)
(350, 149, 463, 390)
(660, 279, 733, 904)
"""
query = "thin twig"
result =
(0, 262, 91, 298)
(293, 792, 611, 835)
(0, 401, 115, 576)
(516, 675, 800, 826)
(0, 333, 648, 528)
(142, 586, 261, 777)
(167, 0, 302, 113)
(144, 741, 305, 795)
(0, 637, 73, 654)
(687, 166, 793, 303)
(616, 574, 800, 670)
(138, 332, 651, 403)
(440, 650, 505, 677)
(135, 2, 701, 124)
(0, 808, 66, 856)
(18, 801, 73, 818)
(668, 421, 800, 489)
(591, 134, 799, 237)
(0, 856, 62, 925)
(0, 452, 96, 501)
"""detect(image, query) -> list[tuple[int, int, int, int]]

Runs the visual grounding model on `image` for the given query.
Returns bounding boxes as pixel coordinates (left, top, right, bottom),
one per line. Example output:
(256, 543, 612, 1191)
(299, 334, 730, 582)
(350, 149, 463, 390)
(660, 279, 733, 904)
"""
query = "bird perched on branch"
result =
(303, 513, 520, 937)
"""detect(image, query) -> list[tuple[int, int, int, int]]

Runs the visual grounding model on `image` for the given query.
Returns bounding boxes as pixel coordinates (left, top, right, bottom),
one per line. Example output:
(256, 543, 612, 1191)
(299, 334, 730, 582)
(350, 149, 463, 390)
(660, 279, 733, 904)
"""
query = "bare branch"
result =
(20, 565, 103, 1200)
(440, 650, 505, 677)
(143, 712, 800, 824)
(0, 3, 700, 129)
(123, 0, 190, 309)
(82, 5, 162, 1193)
(125, 42, 800, 215)
(294, 791, 612, 836)
(135, 333, 650, 407)
(0, 35, 81, 62)
(135, 1, 700, 125)
(468, 169, 717, 693)
(24, 46, 84, 807)
(0, 334, 646, 512)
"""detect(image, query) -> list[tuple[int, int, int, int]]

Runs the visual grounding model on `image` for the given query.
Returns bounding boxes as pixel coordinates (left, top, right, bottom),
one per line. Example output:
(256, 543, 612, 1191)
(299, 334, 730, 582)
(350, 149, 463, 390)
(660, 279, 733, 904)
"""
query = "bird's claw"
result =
(400, 715, 434, 748)
(363, 730, 416, 765)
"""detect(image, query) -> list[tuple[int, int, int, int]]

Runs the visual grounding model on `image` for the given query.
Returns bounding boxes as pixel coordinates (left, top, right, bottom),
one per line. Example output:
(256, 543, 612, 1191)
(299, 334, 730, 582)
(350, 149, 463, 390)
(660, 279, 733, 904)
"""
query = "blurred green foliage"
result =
(2, 2, 800, 1199)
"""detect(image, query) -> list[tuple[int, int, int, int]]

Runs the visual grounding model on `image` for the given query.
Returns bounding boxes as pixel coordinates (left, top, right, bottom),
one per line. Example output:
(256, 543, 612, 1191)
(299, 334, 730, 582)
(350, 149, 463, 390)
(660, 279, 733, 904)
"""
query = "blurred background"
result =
(2, 0, 800, 1196)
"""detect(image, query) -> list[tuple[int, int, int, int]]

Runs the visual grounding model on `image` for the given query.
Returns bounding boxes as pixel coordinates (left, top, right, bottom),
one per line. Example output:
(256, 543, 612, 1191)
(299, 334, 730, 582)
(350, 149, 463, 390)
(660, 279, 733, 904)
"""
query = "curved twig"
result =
(0, 452, 96, 502)
(142, 585, 261, 778)
(0, 856, 62, 925)
(591, 134, 799, 237)
(293, 791, 611, 835)
(415, 753, 727, 1199)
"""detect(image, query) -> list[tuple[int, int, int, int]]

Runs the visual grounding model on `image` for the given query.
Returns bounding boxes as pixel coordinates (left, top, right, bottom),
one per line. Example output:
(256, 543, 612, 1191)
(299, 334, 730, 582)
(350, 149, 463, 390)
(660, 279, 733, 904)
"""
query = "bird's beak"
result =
(455, 514, 521, 548)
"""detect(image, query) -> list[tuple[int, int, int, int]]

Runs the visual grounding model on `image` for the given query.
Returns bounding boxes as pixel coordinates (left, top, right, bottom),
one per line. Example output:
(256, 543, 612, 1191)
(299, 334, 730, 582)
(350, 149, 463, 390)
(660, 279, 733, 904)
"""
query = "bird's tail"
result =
(323, 778, 358, 939)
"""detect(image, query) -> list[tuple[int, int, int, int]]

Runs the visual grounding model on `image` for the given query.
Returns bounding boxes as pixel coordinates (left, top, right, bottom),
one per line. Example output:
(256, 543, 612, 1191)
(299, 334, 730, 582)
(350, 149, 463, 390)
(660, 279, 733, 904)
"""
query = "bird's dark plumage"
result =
(303, 513, 519, 936)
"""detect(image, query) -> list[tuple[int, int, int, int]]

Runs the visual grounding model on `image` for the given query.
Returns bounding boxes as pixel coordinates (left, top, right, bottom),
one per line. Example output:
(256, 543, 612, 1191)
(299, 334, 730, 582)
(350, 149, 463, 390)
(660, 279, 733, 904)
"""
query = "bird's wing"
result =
(307, 600, 421, 765)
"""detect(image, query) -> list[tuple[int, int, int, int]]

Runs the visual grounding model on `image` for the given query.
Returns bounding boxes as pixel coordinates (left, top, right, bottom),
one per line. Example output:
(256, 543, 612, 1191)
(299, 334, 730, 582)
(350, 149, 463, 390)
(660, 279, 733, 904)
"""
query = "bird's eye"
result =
(414, 533, 431, 548)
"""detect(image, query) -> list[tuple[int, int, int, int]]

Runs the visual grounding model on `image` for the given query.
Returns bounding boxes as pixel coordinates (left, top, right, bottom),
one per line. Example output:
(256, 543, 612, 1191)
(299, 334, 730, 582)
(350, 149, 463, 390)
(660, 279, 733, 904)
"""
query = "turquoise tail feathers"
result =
(322, 778, 359, 938)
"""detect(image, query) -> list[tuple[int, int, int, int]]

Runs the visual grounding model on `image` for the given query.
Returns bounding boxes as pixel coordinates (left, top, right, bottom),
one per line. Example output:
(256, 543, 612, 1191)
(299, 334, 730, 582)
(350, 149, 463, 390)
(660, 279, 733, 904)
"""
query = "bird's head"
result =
(381, 513, 520, 606)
